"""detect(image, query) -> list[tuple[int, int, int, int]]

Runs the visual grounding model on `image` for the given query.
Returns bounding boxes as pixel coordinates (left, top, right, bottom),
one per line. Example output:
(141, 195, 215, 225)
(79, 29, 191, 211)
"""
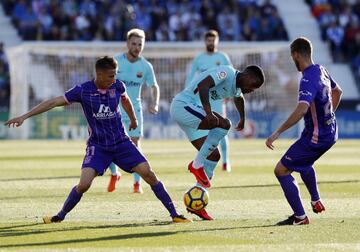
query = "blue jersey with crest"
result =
(185, 51, 232, 87)
(175, 65, 242, 104)
(298, 64, 338, 144)
(64, 79, 129, 150)
(114, 53, 157, 120)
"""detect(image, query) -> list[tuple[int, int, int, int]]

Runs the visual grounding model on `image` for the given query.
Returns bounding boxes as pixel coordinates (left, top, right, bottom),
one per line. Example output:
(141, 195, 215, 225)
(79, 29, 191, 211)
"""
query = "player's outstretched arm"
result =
(148, 83, 159, 114)
(233, 95, 245, 131)
(120, 94, 138, 131)
(4, 96, 67, 128)
(266, 102, 309, 150)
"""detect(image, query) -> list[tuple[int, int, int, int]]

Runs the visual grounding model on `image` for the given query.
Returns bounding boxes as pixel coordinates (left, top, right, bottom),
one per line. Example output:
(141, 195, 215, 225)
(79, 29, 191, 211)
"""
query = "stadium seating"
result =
(305, 0, 360, 88)
(0, 0, 289, 111)
(1, 0, 288, 42)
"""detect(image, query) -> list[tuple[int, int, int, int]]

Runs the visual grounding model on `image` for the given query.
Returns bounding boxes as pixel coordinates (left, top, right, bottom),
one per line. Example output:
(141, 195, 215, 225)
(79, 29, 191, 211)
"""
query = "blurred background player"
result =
(5, 56, 191, 224)
(185, 30, 233, 172)
(108, 28, 160, 193)
(171, 64, 265, 220)
(266, 37, 343, 225)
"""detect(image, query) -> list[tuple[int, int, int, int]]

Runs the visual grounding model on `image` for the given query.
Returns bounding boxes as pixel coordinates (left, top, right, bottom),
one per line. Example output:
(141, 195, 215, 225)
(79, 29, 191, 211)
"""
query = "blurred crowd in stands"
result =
(306, 0, 360, 84)
(1, 0, 288, 42)
(0, 42, 10, 110)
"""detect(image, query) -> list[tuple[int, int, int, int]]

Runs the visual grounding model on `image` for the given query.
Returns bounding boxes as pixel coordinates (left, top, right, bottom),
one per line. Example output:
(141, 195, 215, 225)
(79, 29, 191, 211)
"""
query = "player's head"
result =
(95, 56, 118, 88)
(290, 37, 313, 72)
(127, 28, 145, 58)
(204, 30, 219, 53)
(237, 65, 265, 94)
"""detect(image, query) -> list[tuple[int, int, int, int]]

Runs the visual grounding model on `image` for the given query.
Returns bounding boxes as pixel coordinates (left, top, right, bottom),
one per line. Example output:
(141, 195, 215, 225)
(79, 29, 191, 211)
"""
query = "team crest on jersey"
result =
(136, 72, 143, 78)
(216, 71, 227, 80)
(109, 89, 116, 98)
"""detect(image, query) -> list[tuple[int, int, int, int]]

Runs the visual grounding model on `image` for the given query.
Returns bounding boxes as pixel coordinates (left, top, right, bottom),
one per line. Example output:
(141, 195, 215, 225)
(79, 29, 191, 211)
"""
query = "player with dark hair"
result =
(185, 29, 233, 172)
(108, 28, 160, 194)
(266, 37, 343, 225)
(5, 56, 191, 224)
(171, 64, 265, 220)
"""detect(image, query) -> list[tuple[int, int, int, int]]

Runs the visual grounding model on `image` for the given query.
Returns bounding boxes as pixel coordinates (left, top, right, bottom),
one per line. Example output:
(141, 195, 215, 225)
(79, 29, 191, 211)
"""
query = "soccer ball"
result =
(183, 186, 209, 211)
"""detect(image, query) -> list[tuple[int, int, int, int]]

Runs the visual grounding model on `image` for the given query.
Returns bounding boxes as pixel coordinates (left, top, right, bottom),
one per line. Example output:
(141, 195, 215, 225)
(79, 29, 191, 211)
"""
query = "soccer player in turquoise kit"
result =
(185, 30, 233, 172)
(266, 37, 343, 225)
(5, 56, 191, 224)
(108, 28, 160, 193)
(171, 64, 265, 220)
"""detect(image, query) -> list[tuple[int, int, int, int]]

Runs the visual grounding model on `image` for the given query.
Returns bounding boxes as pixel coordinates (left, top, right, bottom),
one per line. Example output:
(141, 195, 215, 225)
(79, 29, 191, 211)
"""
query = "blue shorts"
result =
(280, 138, 335, 173)
(82, 140, 147, 175)
(122, 108, 143, 137)
(170, 99, 209, 141)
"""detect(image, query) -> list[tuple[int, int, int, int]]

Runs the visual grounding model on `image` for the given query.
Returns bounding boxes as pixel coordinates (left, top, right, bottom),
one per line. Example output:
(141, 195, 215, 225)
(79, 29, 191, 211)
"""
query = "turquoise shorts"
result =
(170, 99, 209, 141)
(122, 108, 143, 138)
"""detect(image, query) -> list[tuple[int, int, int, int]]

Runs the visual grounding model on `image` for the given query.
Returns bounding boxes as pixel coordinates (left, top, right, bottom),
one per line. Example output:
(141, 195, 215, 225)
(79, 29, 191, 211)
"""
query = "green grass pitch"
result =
(0, 139, 359, 251)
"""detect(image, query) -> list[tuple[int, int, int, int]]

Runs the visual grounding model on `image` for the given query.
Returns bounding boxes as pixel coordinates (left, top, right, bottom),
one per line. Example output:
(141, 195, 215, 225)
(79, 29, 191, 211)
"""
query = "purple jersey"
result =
(298, 64, 338, 144)
(64, 79, 129, 149)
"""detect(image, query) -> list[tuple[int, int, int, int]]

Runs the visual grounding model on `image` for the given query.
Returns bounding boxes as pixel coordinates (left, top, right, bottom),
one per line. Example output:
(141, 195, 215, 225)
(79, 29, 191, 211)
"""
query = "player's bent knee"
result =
(133, 162, 159, 185)
(222, 118, 231, 130)
(141, 170, 159, 186)
(76, 183, 91, 193)
(274, 162, 291, 176)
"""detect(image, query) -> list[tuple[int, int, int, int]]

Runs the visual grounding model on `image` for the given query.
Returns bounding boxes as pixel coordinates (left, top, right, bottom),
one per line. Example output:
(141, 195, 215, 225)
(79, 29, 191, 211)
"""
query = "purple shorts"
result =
(280, 138, 335, 173)
(81, 140, 147, 175)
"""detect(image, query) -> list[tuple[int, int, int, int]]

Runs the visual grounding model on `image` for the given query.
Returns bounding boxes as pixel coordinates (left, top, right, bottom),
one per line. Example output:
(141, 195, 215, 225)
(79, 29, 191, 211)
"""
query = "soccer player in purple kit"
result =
(5, 56, 191, 224)
(266, 37, 343, 225)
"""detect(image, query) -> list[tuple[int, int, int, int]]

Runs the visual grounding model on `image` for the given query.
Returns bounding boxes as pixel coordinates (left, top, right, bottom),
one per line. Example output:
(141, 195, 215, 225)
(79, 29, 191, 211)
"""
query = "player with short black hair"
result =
(185, 29, 233, 172)
(266, 37, 343, 225)
(171, 64, 265, 220)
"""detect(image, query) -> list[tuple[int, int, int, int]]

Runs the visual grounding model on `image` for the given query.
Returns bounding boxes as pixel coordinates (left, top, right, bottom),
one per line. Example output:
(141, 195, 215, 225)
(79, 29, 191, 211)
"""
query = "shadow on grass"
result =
(0, 220, 173, 238)
(0, 223, 40, 230)
(0, 222, 276, 248)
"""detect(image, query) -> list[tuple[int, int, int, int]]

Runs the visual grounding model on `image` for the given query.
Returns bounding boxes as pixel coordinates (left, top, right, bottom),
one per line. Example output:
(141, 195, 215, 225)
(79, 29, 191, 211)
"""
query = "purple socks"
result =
(151, 181, 178, 217)
(57, 186, 83, 220)
(300, 166, 320, 201)
(277, 174, 305, 216)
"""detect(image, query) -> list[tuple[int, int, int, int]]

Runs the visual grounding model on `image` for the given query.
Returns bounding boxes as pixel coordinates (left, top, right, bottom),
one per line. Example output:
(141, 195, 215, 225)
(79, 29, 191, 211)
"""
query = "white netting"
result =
(7, 42, 301, 139)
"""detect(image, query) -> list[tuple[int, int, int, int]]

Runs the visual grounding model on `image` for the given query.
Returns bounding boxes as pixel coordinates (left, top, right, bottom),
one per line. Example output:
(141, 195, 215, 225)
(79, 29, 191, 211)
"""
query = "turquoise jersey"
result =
(114, 53, 157, 120)
(185, 51, 231, 87)
(175, 65, 242, 104)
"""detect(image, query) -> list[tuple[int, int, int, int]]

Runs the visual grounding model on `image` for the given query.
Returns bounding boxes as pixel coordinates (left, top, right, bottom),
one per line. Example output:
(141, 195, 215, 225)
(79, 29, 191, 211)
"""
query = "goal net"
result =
(7, 42, 300, 139)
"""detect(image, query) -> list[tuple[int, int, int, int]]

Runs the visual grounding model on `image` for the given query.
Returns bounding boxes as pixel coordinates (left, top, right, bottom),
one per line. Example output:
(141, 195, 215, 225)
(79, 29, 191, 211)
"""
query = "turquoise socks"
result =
(194, 127, 229, 166)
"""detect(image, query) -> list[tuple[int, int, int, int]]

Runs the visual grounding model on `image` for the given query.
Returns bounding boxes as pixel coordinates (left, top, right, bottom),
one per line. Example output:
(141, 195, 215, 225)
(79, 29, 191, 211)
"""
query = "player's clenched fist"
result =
(4, 116, 25, 127)
(205, 113, 219, 128)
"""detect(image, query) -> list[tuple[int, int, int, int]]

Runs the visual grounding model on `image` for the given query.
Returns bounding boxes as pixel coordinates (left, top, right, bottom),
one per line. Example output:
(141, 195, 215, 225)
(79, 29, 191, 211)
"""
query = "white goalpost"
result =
(6, 41, 300, 139)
